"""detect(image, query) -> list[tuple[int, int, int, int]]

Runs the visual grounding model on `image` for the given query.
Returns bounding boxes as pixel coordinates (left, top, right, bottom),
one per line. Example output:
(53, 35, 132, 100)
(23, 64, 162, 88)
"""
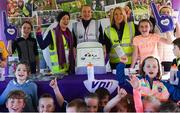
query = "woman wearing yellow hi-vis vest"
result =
(104, 7, 139, 69)
(36, 11, 75, 74)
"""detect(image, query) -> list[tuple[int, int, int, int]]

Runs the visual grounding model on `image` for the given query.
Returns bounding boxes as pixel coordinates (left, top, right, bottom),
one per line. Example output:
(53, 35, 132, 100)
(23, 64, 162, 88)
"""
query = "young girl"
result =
(8, 21, 39, 74)
(131, 19, 173, 68)
(0, 62, 38, 112)
(117, 56, 180, 102)
(155, 5, 180, 71)
(128, 75, 161, 112)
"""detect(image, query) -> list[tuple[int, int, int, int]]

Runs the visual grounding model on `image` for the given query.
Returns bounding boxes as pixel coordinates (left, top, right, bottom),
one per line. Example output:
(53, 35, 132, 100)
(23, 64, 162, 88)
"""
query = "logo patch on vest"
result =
(79, 35, 83, 39)
(158, 86, 163, 93)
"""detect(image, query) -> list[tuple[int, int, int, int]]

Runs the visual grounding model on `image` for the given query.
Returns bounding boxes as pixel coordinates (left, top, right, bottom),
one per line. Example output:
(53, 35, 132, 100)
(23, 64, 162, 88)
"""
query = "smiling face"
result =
(81, 6, 92, 20)
(113, 8, 124, 25)
(160, 7, 172, 16)
(60, 15, 70, 30)
(143, 58, 159, 79)
(21, 22, 32, 39)
(15, 64, 29, 84)
(6, 98, 25, 113)
(138, 21, 151, 37)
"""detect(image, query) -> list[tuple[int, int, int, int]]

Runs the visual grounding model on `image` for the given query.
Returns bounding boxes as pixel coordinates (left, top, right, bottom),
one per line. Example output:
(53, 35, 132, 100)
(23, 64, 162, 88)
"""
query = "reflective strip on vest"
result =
(74, 20, 99, 44)
(105, 22, 135, 64)
(49, 30, 69, 74)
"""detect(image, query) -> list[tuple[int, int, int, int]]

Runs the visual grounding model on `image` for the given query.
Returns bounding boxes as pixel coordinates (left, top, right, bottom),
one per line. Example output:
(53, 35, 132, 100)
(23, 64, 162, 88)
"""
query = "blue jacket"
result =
(0, 79, 38, 111)
(116, 62, 180, 102)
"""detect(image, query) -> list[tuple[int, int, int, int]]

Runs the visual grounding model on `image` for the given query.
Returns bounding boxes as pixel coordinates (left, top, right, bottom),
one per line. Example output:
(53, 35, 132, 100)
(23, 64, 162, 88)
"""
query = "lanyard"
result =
(84, 25, 90, 42)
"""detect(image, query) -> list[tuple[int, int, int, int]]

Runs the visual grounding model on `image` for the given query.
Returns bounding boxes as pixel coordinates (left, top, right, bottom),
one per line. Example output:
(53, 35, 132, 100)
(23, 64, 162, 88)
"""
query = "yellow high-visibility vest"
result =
(105, 22, 135, 65)
(49, 30, 69, 74)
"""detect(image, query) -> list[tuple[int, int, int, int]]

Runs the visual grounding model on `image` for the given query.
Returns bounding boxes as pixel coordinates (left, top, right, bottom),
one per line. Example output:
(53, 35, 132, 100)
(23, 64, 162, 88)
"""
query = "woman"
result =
(36, 11, 75, 74)
(104, 7, 138, 69)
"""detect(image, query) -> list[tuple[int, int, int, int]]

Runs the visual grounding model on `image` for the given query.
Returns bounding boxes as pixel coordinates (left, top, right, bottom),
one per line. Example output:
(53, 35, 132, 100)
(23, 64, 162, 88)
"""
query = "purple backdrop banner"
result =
(172, 0, 180, 22)
(0, 0, 7, 42)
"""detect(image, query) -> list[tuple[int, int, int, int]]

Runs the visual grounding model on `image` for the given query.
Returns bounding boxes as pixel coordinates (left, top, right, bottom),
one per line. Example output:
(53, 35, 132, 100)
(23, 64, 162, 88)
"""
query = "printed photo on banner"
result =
(105, 1, 133, 20)
(7, 0, 33, 17)
(132, 2, 150, 24)
(70, 12, 81, 21)
(8, 17, 36, 35)
(93, 11, 107, 20)
(36, 9, 62, 26)
(56, 0, 86, 13)
(105, 1, 132, 12)
(86, 0, 106, 11)
(33, 0, 57, 11)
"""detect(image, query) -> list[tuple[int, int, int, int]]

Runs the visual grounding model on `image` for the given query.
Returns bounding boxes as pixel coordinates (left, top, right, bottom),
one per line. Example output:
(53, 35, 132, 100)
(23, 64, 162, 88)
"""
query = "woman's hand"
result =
(120, 55, 128, 64)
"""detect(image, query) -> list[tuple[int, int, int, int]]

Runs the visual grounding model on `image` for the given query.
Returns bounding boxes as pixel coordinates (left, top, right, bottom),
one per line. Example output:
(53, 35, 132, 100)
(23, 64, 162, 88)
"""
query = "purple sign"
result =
(0, 0, 6, 10)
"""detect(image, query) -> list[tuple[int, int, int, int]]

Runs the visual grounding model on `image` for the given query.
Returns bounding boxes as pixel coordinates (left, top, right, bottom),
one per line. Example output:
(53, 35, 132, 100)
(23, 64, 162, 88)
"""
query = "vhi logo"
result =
(83, 79, 118, 94)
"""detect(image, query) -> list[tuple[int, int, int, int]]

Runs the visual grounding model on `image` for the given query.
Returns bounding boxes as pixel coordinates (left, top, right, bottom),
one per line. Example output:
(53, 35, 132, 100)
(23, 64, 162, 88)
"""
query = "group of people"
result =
(0, 3, 180, 112)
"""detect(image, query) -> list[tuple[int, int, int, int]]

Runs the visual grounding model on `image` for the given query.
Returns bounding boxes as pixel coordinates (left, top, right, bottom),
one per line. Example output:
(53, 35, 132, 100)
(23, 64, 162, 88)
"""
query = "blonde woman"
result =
(104, 7, 138, 69)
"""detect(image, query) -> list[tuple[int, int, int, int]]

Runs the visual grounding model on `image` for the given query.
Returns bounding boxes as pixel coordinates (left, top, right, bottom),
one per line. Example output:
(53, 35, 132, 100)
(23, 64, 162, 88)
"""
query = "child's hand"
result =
(120, 55, 128, 64)
(117, 86, 127, 99)
(150, 1, 174, 33)
(127, 75, 140, 89)
(49, 78, 58, 89)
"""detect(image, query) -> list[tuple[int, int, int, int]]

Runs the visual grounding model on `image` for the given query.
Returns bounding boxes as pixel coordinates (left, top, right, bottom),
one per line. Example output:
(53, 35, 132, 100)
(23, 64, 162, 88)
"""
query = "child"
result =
(114, 94, 135, 112)
(117, 56, 180, 102)
(0, 61, 38, 112)
(169, 38, 180, 86)
(159, 5, 180, 38)
(95, 87, 110, 111)
(8, 21, 39, 74)
(131, 19, 173, 68)
(66, 98, 87, 112)
(155, 5, 180, 72)
(6, 90, 26, 113)
(38, 93, 55, 113)
(104, 87, 130, 112)
(172, 38, 180, 70)
(0, 40, 8, 68)
(128, 75, 161, 112)
(159, 100, 180, 112)
(84, 93, 99, 113)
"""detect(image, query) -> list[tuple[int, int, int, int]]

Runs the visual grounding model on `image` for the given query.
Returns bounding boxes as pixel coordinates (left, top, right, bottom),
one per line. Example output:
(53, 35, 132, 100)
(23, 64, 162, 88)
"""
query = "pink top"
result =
(133, 33, 160, 63)
(133, 89, 144, 112)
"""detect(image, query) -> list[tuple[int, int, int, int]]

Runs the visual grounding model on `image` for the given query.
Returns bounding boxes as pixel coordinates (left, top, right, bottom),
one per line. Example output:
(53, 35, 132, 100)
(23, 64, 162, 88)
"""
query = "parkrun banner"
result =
(83, 79, 119, 94)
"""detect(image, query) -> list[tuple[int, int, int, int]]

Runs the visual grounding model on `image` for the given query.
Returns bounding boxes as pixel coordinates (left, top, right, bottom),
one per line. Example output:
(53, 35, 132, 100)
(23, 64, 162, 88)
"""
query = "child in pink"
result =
(131, 19, 173, 68)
